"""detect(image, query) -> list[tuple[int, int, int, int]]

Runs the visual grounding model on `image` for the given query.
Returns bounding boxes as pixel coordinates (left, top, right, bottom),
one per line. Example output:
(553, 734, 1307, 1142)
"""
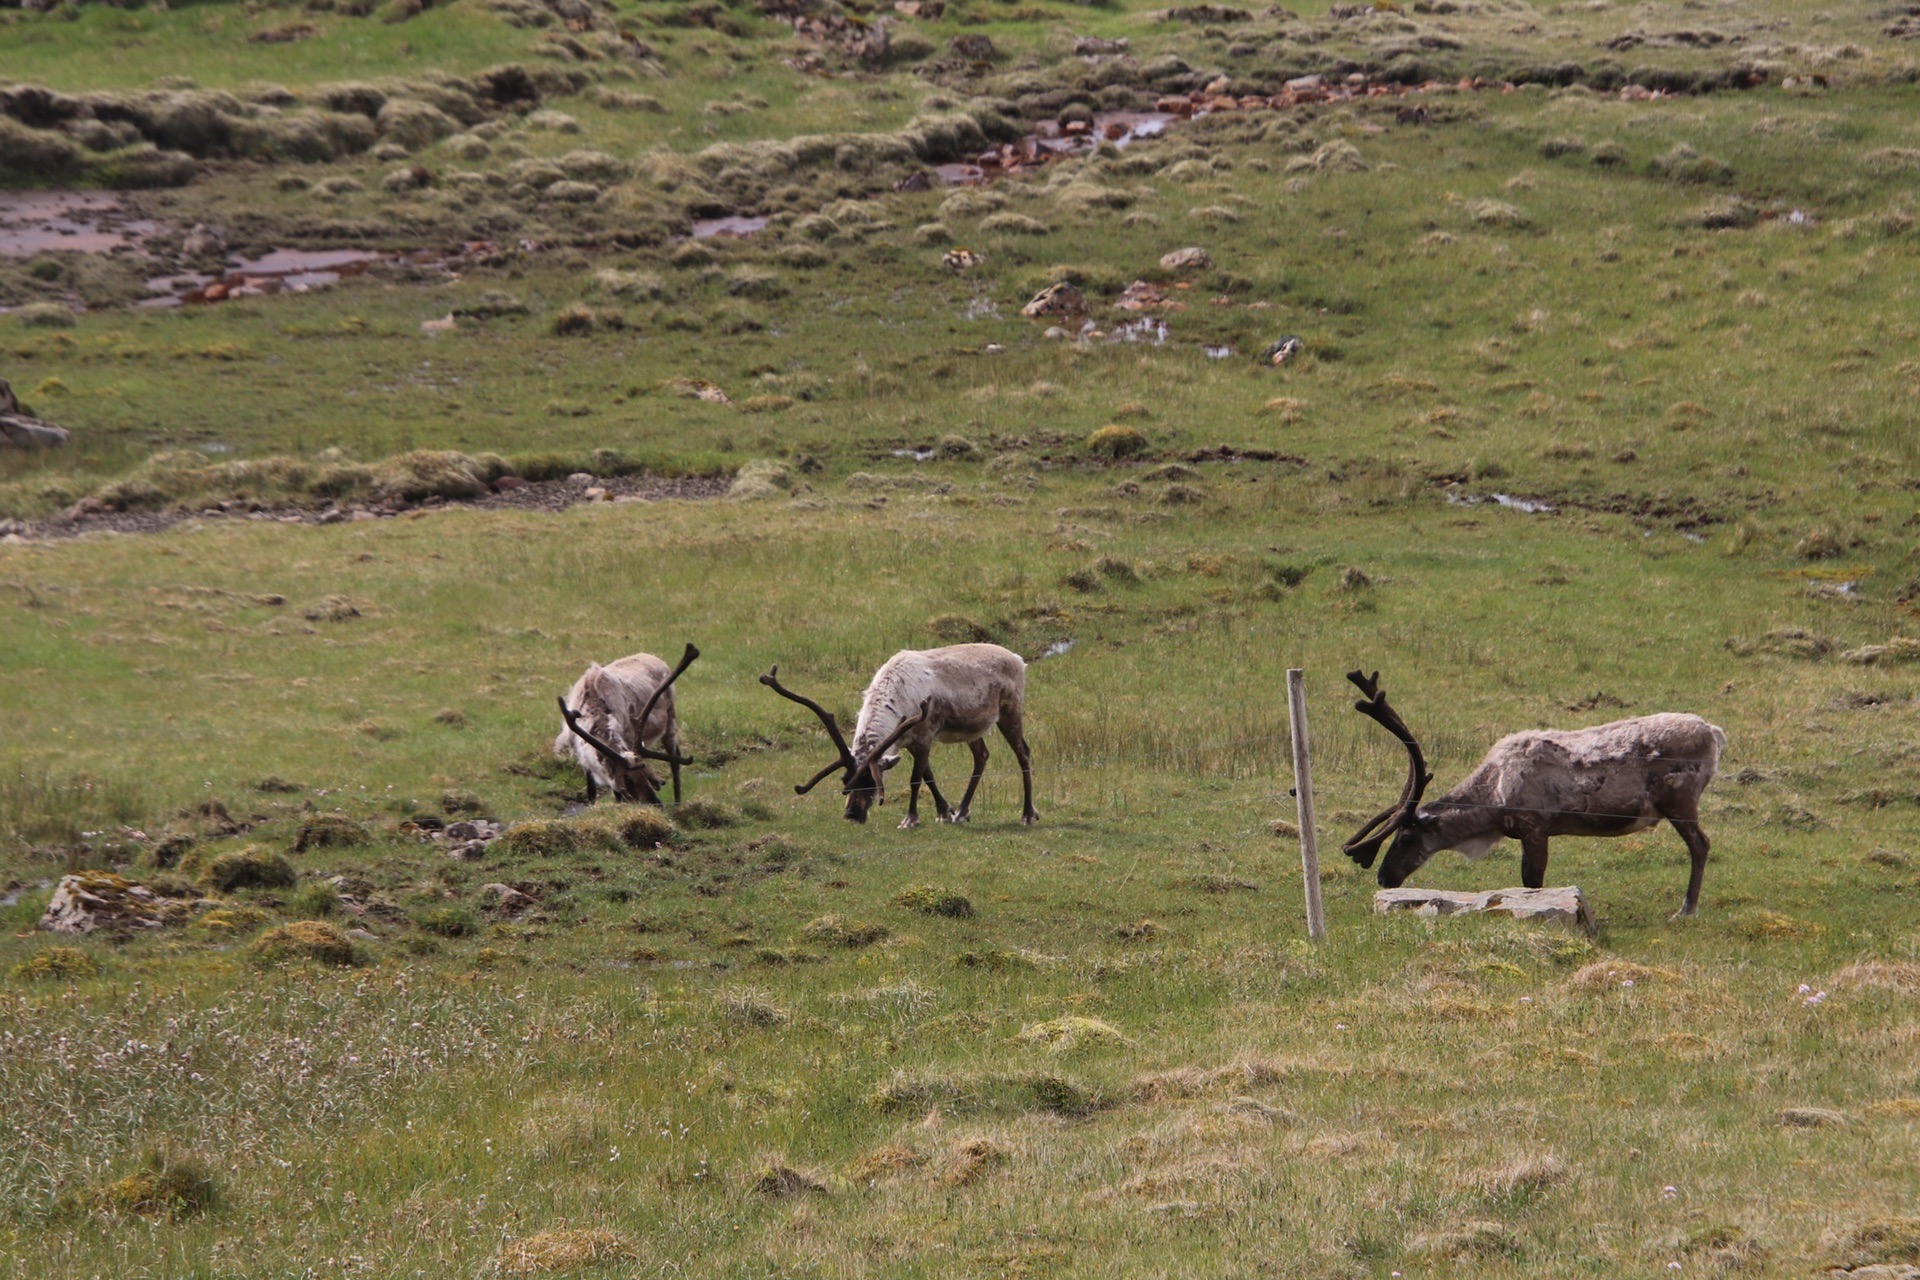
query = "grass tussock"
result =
(12, 945, 100, 982)
(1823, 1217, 1920, 1268)
(1567, 959, 1676, 990)
(292, 815, 368, 852)
(247, 920, 362, 967)
(617, 808, 676, 848)
(1015, 1015, 1132, 1052)
(893, 885, 974, 918)
(495, 818, 622, 858)
(61, 1151, 216, 1221)
(200, 848, 296, 893)
(496, 1230, 636, 1276)
(797, 914, 890, 948)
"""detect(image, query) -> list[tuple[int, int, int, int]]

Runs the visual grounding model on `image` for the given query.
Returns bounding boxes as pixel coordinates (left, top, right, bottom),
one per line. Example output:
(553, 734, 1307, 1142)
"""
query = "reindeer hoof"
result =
(898, 815, 920, 830)
(941, 810, 969, 825)
(1668, 904, 1699, 921)
(1022, 811, 1040, 826)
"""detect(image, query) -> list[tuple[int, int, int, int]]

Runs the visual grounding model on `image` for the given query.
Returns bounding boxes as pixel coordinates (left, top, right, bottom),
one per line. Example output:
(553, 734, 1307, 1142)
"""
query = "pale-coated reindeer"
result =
(1341, 670, 1727, 917)
(554, 644, 698, 806)
(760, 643, 1039, 828)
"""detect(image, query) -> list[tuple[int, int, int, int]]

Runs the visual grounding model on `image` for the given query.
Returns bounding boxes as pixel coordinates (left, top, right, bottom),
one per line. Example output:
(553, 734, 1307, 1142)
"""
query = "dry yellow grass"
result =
(494, 1230, 635, 1276)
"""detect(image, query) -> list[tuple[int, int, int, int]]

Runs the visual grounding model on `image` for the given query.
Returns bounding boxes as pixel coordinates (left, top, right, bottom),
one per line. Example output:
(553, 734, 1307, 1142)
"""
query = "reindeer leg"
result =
(1669, 809, 1711, 919)
(920, 756, 955, 824)
(1519, 831, 1550, 890)
(665, 721, 683, 805)
(901, 749, 927, 830)
(585, 775, 598, 805)
(1000, 716, 1038, 825)
(948, 739, 989, 823)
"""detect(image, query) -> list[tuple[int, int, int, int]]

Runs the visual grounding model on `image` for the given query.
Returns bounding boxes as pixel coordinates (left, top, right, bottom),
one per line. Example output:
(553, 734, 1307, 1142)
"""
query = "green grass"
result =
(5, 0, 1920, 1274)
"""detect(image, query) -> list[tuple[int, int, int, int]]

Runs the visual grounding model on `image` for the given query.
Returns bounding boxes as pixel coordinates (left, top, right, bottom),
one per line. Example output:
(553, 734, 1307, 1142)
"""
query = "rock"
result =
(445, 820, 500, 842)
(0, 378, 71, 449)
(584, 486, 609, 501)
(1827, 1268, 1920, 1280)
(1115, 280, 1172, 311)
(1043, 326, 1069, 340)
(1021, 282, 1088, 319)
(1374, 886, 1595, 933)
(481, 882, 536, 913)
(39, 872, 196, 934)
(948, 33, 996, 60)
(566, 472, 595, 486)
(1286, 74, 1325, 91)
(1262, 335, 1304, 366)
(1074, 35, 1129, 54)
(1159, 246, 1210, 271)
(448, 839, 490, 860)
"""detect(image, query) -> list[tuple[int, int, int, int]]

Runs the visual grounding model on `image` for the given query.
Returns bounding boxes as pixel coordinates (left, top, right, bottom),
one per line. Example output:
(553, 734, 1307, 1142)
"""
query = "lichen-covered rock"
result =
(39, 872, 196, 934)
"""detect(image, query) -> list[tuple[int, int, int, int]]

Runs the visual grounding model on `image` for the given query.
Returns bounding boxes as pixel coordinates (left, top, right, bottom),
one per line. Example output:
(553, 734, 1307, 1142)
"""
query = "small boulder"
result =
(1159, 246, 1210, 271)
(39, 872, 196, 934)
(1021, 282, 1087, 318)
(481, 882, 536, 913)
(0, 378, 71, 449)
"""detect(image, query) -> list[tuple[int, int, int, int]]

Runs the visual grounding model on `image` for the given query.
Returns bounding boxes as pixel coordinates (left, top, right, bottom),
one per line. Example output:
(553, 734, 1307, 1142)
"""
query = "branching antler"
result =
(760, 664, 857, 794)
(556, 695, 664, 805)
(841, 699, 930, 794)
(1340, 669, 1434, 869)
(625, 642, 698, 766)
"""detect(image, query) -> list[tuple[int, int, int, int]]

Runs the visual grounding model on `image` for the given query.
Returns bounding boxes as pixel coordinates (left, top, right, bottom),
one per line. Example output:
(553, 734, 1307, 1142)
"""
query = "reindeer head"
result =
(759, 665, 927, 823)
(1340, 669, 1439, 888)
(557, 643, 698, 806)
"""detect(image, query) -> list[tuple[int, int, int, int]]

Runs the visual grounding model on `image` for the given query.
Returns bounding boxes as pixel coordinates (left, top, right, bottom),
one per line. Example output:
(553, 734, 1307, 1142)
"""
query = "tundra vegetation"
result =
(2, 0, 1920, 1274)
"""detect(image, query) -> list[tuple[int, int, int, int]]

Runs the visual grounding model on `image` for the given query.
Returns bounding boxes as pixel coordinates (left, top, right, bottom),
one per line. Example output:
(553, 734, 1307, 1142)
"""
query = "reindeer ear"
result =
(879, 752, 903, 772)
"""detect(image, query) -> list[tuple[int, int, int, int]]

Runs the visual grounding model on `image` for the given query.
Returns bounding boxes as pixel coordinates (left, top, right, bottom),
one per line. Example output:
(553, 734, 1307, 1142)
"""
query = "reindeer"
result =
(1341, 670, 1727, 917)
(553, 644, 698, 806)
(760, 643, 1038, 828)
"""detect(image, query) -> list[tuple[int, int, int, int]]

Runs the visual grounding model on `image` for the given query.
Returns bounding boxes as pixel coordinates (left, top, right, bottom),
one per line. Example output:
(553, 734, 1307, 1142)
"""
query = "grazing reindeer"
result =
(760, 643, 1038, 828)
(1341, 670, 1727, 917)
(554, 644, 698, 805)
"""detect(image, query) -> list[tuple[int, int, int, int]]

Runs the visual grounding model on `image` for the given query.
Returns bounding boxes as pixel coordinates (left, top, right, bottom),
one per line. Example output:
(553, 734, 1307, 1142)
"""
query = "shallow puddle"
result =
(0, 190, 156, 257)
(691, 215, 771, 239)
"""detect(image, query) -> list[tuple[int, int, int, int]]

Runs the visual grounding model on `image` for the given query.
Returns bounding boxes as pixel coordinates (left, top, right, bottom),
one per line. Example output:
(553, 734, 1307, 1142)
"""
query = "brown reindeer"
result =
(1342, 670, 1727, 917)
(554, 644, 698, 805)
(760, 643, 1038, 828)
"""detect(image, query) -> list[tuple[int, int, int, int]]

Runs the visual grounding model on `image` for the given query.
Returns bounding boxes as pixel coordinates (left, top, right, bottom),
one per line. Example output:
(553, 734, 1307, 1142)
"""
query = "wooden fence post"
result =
(1286, 668, 1326, 942)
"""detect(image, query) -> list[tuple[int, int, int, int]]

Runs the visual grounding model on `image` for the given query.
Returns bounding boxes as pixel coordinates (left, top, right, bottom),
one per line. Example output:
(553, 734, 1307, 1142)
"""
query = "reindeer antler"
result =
(841, 699, 930, 794)
(626, 643, 698, 766)
(557, 695, 627, 765)
(760, 664, 857, 794)
(1340, 669, 1434, 869)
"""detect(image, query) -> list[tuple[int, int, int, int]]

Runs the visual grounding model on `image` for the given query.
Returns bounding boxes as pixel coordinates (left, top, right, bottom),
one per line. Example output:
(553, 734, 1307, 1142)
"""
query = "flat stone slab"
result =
(1374, 886, 1594, 934)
